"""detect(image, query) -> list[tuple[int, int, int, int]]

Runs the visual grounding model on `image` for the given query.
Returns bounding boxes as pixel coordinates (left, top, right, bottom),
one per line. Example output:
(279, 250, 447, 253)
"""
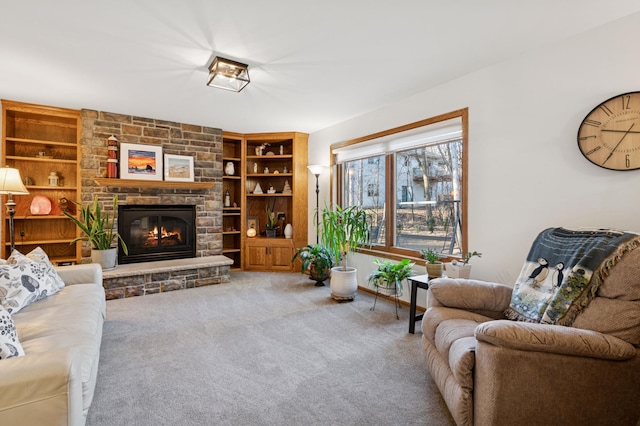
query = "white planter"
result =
(329, 266, 358, 301)
(91, 248, 117, 271)
(444, 263, 472, 279)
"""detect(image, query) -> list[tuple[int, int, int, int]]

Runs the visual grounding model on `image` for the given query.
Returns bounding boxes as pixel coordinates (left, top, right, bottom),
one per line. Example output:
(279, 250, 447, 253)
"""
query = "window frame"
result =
(329, 108, 468, 262)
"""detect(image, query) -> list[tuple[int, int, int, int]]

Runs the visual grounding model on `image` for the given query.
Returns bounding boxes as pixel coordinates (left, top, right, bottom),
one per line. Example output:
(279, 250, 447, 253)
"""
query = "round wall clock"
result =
(577, 91, 640, 170)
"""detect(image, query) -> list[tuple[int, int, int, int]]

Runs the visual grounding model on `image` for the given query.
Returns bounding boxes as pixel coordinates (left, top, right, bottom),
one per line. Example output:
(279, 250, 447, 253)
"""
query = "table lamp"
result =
(0, 166, 29, 252)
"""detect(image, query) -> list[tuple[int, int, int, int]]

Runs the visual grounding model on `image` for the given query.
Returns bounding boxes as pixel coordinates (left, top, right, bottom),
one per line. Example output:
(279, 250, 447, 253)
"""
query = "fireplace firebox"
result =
(118, 205, 196, 264)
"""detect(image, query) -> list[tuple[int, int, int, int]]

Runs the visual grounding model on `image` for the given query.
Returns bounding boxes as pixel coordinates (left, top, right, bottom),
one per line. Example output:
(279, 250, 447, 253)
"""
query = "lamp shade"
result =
(307, 164, 325, 176)
(0, 167, 29, 195)
(207, 57, 250, 92)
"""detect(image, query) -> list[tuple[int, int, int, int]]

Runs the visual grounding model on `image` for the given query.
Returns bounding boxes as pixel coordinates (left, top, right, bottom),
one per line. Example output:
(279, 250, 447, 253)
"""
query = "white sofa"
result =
(0, 263, 105, 426)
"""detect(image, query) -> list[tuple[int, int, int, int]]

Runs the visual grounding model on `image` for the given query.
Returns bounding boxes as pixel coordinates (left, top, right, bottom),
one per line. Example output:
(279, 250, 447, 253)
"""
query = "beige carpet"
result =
(87, 271, 454, 426)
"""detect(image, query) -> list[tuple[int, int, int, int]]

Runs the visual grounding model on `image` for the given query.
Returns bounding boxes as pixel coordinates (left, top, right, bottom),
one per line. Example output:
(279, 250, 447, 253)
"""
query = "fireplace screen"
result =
(118, 205, 196, 264)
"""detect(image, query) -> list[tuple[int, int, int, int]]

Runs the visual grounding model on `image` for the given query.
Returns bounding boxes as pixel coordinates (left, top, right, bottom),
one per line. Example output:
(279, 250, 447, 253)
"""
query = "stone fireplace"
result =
(79, 109, 223, 260)
(78, 109, 231, 298)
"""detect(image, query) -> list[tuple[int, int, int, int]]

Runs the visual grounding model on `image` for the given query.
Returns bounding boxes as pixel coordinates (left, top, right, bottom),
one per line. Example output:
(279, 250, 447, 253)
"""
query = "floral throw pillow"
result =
(8, 248, 65, 291)
(0, 254, 63, 315)
(0, 304, 25, 359)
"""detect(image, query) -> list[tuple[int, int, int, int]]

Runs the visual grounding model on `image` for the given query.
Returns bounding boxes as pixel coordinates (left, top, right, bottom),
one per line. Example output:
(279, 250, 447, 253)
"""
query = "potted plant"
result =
(265, 198, 278, 238)
(320, 204, 369, 301)
(291, 244, 335, 286)
(421, 248, 443, 279)
(64, 194, 128, 270)
(367, 258, 415, 296)
(444, 251, 482, 279)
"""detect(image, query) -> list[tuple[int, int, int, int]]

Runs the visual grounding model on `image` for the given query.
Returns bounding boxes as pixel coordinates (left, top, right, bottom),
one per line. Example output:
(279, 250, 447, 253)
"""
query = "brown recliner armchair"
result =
(422, 240, 640, 426)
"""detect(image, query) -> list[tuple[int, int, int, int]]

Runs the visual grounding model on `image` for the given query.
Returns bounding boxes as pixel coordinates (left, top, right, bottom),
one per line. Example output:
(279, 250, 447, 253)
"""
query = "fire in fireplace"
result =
(118, 205, 196, 264)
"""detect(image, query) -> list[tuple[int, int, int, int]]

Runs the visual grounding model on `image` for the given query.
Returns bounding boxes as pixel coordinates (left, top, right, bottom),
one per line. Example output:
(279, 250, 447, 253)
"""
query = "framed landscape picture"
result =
(164, 154, 195, 182)
(120, 143, 163, 181)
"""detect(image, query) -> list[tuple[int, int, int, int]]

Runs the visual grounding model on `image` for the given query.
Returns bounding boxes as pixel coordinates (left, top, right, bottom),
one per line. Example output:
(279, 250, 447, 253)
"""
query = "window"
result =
(331, 109, 467, 259)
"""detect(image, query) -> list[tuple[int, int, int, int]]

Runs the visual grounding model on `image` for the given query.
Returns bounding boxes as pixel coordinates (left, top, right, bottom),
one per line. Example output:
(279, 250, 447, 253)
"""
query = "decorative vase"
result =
(225, 162, 235, 176)
(329, 266, 358, 301)
(426, 262, 443, 279)
(283, 223, 292, 238)
(91, 248, 117, 271)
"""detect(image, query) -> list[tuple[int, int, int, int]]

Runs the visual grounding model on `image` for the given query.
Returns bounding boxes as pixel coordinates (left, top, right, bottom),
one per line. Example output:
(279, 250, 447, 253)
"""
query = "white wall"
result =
(308, 12, 640, 298)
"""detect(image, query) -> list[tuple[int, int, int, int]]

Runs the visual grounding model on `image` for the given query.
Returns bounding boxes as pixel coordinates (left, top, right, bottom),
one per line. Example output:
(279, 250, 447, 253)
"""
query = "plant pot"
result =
(329, 266, 358, 301)
(91, 248, 117, 271)
(444, 263, 472, 279)
(309, 265, 331, 287)
(375, 280, 403, 297)
(426, 262, 443, 279)
(265, 228, 277, 238)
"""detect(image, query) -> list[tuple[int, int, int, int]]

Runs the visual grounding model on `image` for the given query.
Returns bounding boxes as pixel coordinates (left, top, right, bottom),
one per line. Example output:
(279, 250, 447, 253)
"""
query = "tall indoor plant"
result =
(320, 204, 369, 300)
(64, 194, 128, 270)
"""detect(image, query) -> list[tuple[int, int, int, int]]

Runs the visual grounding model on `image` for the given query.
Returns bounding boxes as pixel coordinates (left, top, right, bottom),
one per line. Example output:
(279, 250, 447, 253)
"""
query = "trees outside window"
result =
(331, 109, 467, 259)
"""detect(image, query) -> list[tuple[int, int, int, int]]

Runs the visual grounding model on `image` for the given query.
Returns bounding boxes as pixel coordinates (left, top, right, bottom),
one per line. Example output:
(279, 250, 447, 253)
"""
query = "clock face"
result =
(577, 91, 640, 171)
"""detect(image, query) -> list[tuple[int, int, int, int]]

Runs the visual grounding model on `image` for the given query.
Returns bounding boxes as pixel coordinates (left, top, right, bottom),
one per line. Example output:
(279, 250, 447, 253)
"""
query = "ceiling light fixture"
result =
(206, 56, 250, 92)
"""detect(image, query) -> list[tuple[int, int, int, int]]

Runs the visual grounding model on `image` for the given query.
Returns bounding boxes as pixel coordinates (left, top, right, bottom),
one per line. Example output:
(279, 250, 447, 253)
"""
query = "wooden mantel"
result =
(94, 178, 214, 190)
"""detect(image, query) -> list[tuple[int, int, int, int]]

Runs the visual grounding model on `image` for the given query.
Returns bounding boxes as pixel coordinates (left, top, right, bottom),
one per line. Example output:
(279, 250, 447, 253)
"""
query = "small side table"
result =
(408, 274, 430, 334)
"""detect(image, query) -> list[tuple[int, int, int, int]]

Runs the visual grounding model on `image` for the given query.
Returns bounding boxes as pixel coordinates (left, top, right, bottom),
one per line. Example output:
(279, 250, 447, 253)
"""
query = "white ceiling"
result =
(2, 1, 640, 134)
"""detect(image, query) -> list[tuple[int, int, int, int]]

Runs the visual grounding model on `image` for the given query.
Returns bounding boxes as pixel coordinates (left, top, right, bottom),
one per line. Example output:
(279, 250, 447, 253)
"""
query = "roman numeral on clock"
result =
(599, 104, 613, 116)
(585, 146, 601, 156)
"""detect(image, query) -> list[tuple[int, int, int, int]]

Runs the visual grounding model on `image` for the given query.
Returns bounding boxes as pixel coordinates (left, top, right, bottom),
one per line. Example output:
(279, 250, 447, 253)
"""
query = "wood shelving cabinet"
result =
(1, 100, 81, 264)
(223, 131, 308, 271)
(222, 132, 244, 270)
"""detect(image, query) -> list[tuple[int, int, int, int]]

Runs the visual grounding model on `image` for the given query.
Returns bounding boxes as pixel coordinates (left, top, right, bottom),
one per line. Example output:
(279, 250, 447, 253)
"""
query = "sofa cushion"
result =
(449, 336, 476, 391)
(572, 245, 640, 345)
(0, 260, 63, 315)
(15, 283, 105, 411)
(8, 248, 65, 292)
(435, 318, 480, 360)
(0, 305, 24, 359)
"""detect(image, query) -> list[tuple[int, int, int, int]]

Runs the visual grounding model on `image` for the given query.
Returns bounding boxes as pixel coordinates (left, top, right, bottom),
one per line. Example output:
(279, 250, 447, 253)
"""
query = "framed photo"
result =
(120, 143, 163, 181)
(247, 216, 259, 231)
(164, 154, 195, 182)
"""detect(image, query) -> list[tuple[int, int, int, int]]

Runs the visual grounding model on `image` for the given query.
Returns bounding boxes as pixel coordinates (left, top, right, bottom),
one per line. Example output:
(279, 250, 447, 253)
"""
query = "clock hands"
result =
(601, 129, 640, 134)
(602, 123, 635, 166)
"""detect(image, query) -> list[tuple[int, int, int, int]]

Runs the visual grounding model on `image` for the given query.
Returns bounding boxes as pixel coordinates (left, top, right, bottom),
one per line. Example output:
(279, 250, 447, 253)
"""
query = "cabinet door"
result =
(270, 245, 294, 271)
(245, 243, 269, 270)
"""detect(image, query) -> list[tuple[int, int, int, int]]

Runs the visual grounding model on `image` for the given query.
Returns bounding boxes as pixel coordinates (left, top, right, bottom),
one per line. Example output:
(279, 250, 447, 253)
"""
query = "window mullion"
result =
(385, 153, 394, 250)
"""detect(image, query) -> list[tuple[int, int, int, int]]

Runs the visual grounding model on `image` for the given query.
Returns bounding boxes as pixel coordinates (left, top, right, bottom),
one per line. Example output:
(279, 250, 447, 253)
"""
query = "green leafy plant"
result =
(265, 198, 278, 229)
(320, 204, 369, 270)
(420, 248, 441, 264)
(291, 244, 335, 281)
(64, 195, 128, 253)
(367, 258, 415, 293)
(452, 250, 482, 265)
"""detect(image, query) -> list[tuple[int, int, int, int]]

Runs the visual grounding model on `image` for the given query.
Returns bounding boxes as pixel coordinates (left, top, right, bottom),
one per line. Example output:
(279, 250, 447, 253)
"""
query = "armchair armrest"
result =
(475, 320, 636, 360)
(428, 278, 513, 318)
(55, 263, 102, 286)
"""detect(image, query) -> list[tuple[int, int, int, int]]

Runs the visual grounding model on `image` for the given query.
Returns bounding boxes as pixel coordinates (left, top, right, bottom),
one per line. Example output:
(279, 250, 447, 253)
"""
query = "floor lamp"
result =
(0, 167, 29, 253)
(307, 165, 325, 244)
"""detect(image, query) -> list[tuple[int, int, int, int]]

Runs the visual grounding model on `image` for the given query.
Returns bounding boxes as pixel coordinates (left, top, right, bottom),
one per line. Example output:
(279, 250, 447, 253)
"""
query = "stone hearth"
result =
(102, 256, 233, 299)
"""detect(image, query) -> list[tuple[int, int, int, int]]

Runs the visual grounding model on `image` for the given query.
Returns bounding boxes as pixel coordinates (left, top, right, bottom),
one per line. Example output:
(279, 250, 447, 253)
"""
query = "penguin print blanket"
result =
(504, 227, 640, 325)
